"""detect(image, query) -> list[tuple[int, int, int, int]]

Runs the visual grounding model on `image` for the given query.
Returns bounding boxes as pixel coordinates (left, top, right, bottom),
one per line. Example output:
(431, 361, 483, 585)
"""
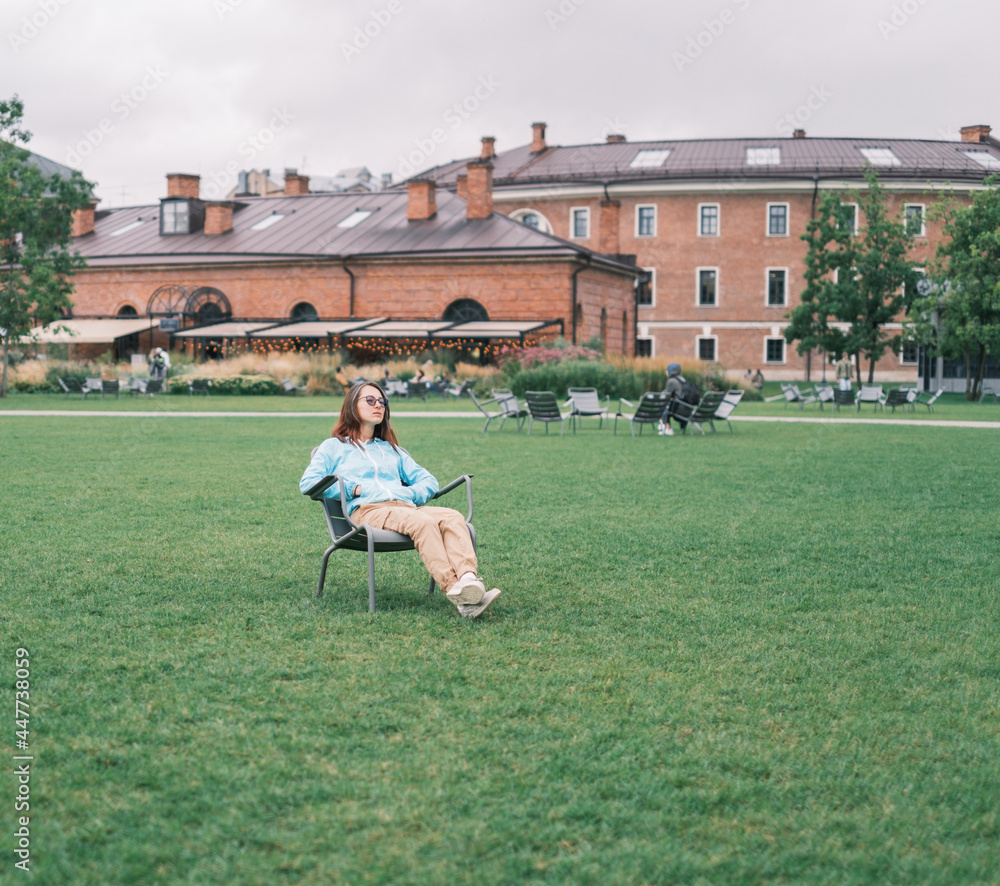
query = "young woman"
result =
(300, 381, 500, 618)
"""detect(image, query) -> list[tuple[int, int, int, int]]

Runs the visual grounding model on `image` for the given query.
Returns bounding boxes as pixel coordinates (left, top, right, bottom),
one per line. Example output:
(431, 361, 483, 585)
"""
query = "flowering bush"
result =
(498, 344, 601, 370)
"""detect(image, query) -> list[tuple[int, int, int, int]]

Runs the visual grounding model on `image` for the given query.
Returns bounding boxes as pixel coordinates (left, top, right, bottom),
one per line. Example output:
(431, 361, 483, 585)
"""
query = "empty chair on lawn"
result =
(101, 379, 120, 400)
(565, 387, 610, 431)
(884, 388, 913, 413)
(856, 384, 885, 411)
(712, 389, 745, 432)
(834, 388, 856, 411)
(470, 391, 526, 433)
(523, 390, 572, 436)
(915, 388, 944, 412)
(58, 377, 89, 398)
(84, 377, 103, 397)
(189, 378, 211, 396)
(614, 392, 669, 437)
(281, 378, 307, 395)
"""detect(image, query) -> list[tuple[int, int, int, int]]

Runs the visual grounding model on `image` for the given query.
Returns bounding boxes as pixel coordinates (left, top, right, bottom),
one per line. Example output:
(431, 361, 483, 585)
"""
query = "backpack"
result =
(679, 377, 701, 404)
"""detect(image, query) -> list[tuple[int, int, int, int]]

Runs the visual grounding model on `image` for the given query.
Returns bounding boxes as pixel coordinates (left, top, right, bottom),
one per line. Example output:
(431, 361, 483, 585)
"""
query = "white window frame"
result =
(899, 341, 919, 365)
(698, 203, 720, 237)
(838, 202, 859, 234)
(765, 267, 788, 307)
(904, 203, 926, 238)
(859, 147, 901, 167)
(747, 146, 781, 166)
(509, 208, 553, 233)
(635, 336, 654, 357)
(635, 204, 656, 238)
(630, 149, 671, 169)
(696, 335, 718, 362)
(764, 337, 786, 364)
(570, 206, 590, 239)
(637, 267, 656, 308)
(766, 202, 789, 237)
(696, 267, 719, 308)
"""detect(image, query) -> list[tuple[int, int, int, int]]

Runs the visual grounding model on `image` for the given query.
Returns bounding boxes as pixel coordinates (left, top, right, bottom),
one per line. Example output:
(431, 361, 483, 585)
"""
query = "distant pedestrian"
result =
(836, 354, 853, 391)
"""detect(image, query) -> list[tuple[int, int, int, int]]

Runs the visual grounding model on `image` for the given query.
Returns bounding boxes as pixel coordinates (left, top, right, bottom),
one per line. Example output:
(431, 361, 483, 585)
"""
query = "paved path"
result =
(1, 410, 998, 428)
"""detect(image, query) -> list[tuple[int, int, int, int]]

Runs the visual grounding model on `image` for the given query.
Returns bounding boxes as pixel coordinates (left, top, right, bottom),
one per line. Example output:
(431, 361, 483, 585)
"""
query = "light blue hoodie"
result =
(299, 436, 438, 515)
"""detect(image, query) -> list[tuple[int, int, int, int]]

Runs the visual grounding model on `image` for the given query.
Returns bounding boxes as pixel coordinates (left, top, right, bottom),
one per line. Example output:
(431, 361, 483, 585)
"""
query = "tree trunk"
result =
(971, 343, 987, 401)
(964, 351, 974, 400)
(866, 355, 875, 384)
(1, 337, 8, 398)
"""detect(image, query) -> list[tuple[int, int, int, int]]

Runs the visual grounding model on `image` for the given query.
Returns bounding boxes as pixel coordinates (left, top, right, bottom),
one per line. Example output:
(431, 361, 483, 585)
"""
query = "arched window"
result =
(291, 302, 318, 321)
(600, 308, 608, 352)
(117, 304, 138, 316)
(508, 208, 553, 234)
(443, 299, 489, 323)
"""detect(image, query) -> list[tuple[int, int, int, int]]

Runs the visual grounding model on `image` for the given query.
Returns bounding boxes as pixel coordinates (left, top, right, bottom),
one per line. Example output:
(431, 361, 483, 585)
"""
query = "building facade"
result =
(61, 167, 642, 362)
(412, 122, 1000, 382)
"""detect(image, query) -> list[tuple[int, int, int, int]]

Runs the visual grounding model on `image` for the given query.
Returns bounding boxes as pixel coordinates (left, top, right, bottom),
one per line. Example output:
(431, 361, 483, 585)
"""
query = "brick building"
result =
(411, 122, 1000, 382)
(56, 167, 642, 361)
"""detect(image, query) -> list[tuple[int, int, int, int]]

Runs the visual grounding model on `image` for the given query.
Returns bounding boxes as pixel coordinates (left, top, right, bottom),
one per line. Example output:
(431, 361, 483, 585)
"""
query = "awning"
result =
(249, 318, 388, 339)
(172, 321, 282, 338)
(431, 320, 562, 339)
(347, 321, 455, 339)
(22, 317, 161, 344)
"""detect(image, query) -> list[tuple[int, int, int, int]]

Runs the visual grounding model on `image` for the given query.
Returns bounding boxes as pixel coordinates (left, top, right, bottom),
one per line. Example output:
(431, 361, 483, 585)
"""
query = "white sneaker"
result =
(663, 426, 674, 436)
(446, 572, 485, 605)
(458, 588, 501, 618)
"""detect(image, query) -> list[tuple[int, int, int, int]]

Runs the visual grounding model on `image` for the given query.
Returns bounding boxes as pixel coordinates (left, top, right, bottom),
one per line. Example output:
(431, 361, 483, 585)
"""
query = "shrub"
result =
(166, 374, 282, 395)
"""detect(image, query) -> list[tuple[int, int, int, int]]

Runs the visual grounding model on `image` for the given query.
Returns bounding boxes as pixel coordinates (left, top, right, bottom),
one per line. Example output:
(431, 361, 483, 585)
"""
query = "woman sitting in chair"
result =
(299, 381, 500, 618)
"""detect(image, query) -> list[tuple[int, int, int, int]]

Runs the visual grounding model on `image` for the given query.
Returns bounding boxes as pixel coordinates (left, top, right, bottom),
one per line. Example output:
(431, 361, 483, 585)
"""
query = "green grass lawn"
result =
(1, 413, 998, 884)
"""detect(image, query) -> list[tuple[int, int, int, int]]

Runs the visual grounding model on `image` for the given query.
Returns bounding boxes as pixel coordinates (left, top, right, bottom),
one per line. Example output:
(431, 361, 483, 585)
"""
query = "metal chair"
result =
(101, 379, 120, 400)
(470, 391, 526, 432)
(565, 387, 610, 432)
(614, 392, 669, 437)
(189, 379, 210, 396)
(523, 391, 571, 436)
(304, 471, 475, 613)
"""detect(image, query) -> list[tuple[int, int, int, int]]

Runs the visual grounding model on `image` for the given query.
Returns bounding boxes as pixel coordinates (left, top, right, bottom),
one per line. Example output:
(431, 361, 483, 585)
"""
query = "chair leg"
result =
(317, 544, 338, 597)
(367, 532, 376, 613)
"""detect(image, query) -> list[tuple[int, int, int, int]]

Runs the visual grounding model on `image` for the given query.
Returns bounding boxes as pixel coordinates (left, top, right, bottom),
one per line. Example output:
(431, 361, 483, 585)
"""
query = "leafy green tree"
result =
(785, 168, 920, 383)
(909, 176, 1000, 400)
(1, 95, 94, 397)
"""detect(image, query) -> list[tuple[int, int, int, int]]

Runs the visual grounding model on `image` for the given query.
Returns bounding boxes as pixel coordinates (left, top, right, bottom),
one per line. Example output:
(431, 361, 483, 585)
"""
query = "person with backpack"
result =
(659, 362, 700, 436)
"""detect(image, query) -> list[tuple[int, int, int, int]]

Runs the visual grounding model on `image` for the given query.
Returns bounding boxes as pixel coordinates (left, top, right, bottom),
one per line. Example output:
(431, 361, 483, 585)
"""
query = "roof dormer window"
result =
(630, 149, 671, 169)
(746, 147, 781, 166)
(159, 198, 204, 235)
(859, 147, 900, 167)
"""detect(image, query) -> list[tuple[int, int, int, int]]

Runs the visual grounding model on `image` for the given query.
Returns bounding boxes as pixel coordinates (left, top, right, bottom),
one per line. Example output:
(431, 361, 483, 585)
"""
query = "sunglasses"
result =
(361, 395, 388, 408)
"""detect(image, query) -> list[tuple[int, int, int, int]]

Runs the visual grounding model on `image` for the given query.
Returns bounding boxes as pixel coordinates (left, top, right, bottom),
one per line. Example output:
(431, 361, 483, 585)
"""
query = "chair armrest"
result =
(304, 475, 338, 500)
(430, 474, 474, 522)
(617, 397, 635, 412)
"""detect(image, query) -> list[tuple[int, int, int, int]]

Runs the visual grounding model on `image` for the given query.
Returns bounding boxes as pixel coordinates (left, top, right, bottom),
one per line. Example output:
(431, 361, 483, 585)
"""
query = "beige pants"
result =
(352, 501, 476, 594)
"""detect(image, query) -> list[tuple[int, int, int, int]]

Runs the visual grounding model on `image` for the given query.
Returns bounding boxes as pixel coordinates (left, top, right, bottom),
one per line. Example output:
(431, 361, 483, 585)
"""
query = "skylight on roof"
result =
(109, 219, 144, 236)
(859, 148, 901, 167)
(963, 150, 1000, 170)
(337, 209, 372, 228)
(746, 147, 781, 166)
(630, 150, 671, 169)
(250, 213, 286, 231)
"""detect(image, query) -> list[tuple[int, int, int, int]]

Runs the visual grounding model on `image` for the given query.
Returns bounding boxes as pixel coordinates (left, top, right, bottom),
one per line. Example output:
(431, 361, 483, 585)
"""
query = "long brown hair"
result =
(331, 381, 399, 448)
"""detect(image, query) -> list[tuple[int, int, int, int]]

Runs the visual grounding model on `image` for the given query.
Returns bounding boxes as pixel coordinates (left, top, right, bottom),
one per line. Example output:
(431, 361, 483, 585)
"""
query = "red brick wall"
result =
(495, 186, 955, 380)
(67, 256, 635, 356)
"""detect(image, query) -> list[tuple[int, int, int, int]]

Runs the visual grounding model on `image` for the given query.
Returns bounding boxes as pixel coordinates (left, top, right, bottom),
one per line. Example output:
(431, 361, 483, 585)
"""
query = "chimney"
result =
(960, 124, 992, 143)
(71, 201, 97, 237)
(466, 161, 493, 219)
(599, 200, 620, 255)
(606, 134, 626, 144)
(380, 172, 393, 189)
(204, 202, 234, 235)
(793, 129, 807, 139)
(166, 173, 201, 199)
(530, 121, 547, 153)
(480, 136, 496, 160)
(284, 168, 310, 195)
(455, 173, 469, 201)
(407, 179, 437, 220)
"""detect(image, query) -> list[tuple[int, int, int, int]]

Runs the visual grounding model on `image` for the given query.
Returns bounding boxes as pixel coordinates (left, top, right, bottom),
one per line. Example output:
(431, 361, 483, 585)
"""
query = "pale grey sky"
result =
(4, 0, 996, 207)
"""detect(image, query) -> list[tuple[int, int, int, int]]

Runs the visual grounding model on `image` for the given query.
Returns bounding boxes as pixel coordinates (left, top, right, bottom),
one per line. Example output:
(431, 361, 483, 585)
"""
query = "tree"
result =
(1, 95, 94, 397)
(909, 176, 1000, 401)
(785, 168, 920, 383)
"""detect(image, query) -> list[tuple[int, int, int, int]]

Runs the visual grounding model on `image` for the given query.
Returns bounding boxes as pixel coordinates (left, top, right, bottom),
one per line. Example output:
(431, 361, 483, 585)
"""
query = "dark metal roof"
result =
(411, 135, 1000, 189)
(26, 151, 78, 181)
(72, 188, 637, 274)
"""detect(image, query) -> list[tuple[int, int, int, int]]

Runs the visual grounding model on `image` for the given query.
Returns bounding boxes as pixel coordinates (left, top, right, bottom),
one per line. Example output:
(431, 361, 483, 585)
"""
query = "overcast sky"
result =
(4, 0, 996, 207)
